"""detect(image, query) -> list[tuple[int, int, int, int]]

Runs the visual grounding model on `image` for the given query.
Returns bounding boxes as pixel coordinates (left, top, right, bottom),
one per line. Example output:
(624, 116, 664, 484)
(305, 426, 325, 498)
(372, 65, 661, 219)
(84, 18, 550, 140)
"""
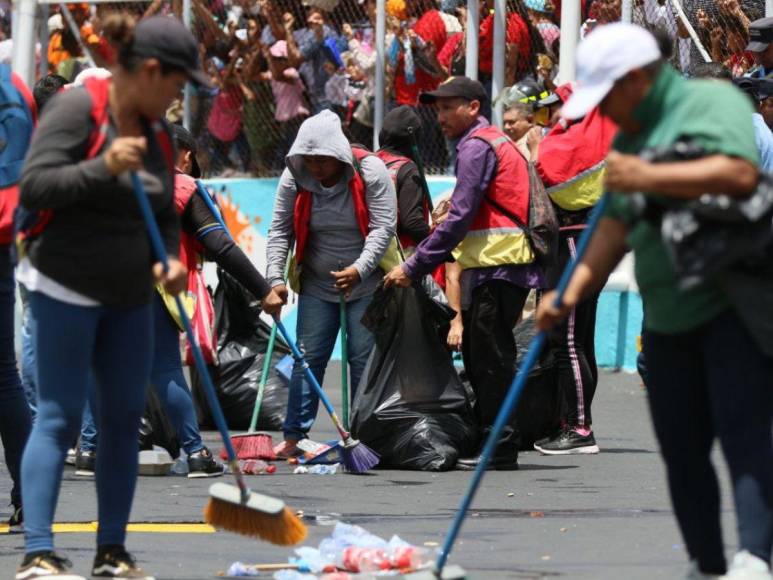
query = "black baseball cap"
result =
(132, 16, 211, 88)
(419, 76, 488, 105)
(171, 123, 201, 178)
(747, 17, 773, 52)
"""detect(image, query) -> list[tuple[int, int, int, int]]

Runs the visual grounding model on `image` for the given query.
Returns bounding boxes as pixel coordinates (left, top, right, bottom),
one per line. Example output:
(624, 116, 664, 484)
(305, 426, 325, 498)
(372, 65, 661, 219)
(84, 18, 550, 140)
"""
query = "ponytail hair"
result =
(101, 13, 142, 71)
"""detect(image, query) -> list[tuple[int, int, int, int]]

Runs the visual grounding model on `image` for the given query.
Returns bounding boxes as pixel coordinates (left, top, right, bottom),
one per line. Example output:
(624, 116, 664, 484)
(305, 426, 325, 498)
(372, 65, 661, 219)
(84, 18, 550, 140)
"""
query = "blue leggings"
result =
(22, 291, 153, 553)
(80, 293, 205, 456)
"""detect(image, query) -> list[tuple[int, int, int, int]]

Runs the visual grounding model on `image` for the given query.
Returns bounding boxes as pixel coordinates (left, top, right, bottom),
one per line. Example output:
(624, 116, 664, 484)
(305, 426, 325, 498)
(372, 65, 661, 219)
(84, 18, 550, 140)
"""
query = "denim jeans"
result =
(19, 285, 37, 420)
(0, 245, 31, 507)
(79, 293, 205, 456)
(643, 310, 773, 573)
(22, 291, 152, 552)
(283, 293, 374, 440)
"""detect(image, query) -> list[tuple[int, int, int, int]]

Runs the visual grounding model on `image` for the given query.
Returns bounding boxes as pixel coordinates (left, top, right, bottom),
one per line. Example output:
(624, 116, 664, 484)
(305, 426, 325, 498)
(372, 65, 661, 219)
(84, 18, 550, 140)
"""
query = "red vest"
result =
(375, 149, 429, 251)
(293, 147, 371, 265)
(469, 125, 529, 232)
(174, 171, 205, 272)
(453, 125, 534, 269)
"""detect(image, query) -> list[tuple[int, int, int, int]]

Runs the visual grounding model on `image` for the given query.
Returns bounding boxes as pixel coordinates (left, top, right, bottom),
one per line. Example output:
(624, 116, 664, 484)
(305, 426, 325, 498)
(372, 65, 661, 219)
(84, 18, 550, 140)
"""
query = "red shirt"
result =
(479, 13, 532, 76)
(394, 10, 448, 106)
(437, 13, 533, 78)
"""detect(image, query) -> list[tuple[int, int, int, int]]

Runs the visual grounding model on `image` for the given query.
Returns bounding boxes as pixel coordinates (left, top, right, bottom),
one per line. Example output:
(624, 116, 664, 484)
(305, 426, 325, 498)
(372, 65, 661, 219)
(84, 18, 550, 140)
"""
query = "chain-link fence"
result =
(9, 0, 767, 177)
(631, 0, 763, 76)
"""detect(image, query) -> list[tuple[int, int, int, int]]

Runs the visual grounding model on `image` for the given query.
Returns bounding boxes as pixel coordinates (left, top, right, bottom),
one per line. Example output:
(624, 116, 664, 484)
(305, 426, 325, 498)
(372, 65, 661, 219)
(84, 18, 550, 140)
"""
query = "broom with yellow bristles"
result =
(130, 172, 306, 546)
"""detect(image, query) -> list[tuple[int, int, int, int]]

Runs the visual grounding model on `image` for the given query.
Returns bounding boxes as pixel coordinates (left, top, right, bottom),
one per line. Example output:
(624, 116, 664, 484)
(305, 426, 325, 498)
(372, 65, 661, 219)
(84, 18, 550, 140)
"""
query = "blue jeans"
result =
(0, 246, 31, 507)
(22, 291, 152, 553)
(283, 293, 374, 440)
(19, 285, 37, 420)
(79, 293, 205, 456)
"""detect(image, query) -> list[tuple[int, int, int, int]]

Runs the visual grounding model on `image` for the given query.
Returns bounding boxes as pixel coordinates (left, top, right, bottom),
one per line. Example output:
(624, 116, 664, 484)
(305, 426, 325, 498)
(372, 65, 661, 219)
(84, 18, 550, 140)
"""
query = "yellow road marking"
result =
(0, 522, 215, 534)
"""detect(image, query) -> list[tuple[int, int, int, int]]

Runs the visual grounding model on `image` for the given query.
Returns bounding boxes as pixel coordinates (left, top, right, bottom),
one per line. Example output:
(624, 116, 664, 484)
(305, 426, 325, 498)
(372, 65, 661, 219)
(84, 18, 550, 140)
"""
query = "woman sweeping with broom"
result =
(15, 15, 207, 580)
(74, 123, 286, 478)
(265, 110, 397, 460)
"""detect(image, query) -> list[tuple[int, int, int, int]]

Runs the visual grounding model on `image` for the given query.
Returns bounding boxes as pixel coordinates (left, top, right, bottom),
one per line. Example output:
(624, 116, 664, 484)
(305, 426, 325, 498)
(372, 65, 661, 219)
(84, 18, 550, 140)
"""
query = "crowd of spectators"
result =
(0, 0, 766, 176)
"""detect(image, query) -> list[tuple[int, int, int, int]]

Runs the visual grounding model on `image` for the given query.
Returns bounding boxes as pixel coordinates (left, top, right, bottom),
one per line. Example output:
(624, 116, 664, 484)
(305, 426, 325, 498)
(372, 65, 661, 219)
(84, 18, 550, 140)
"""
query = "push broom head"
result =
(223, 432, 276, 461)
(341, 436, 380, 474)
(205, 482, 307, 545)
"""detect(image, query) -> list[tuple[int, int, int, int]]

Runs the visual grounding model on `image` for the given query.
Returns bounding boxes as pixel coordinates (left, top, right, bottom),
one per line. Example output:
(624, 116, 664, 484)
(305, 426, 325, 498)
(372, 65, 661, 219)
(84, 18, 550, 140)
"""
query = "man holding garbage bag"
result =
(384, 76, 544, 471)
(537, 23, 772, 580)
(266, 110, 396, 459)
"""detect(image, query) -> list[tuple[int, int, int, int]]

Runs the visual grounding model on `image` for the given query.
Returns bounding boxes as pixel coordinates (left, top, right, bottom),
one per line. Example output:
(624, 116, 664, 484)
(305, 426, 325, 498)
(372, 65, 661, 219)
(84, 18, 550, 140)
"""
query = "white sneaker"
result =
(721, 551, 773, 580)
(686, 561, 721, 579)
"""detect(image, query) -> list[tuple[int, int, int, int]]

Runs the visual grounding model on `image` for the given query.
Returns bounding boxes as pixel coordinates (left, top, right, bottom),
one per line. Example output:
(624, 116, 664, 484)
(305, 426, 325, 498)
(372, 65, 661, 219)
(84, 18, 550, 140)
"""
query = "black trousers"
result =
(462, 280, 529, 457)
(643, 310, 773, 573)
(544, 231, 600, 427)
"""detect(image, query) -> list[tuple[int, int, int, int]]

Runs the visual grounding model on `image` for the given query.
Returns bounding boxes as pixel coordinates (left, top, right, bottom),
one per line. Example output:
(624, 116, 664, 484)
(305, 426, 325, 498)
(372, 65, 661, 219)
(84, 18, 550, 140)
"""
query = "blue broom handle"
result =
(436, 192, 610, 573)
(195, 181, 232, 239)
(272, 317, 340, 422)
(130, 172, 242, 471)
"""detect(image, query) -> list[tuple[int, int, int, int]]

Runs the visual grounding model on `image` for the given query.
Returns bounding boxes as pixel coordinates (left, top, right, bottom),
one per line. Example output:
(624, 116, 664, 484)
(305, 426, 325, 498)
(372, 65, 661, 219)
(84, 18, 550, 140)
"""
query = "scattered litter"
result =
(269, 521, 433, 577)
(238, 459, 276, 475)
(507, 493, 515, 497)
(294, 464, 340, 475)
(541, 555, 551, 561)
(559, 528, 568, 533)
(422, 542, 438, 547)
(530, 511, 544, 518)
(226, 562, 302, 577)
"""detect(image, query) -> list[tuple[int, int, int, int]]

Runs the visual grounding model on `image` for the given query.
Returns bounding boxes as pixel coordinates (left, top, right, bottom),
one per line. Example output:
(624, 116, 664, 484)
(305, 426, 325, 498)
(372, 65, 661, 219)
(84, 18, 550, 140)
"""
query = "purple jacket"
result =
(403, 116, 544, 304)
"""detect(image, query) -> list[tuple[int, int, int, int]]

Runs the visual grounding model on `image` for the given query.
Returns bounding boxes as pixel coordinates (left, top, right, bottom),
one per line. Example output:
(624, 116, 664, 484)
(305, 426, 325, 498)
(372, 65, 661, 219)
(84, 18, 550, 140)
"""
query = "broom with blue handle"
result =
(129, 172, 306, 545)
(435, 192, 611, 575)
(271, 315, 380, 474)
(194, 181, 278, 462)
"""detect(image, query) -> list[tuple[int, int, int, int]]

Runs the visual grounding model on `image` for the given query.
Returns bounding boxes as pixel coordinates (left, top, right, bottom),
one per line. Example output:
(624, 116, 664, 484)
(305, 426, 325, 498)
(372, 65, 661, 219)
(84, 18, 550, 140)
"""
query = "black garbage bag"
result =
(138, 386, 181, 459)
(513, 317, 560, 449)
(351, 280, 479, 471)
(191, 269, 290, 431)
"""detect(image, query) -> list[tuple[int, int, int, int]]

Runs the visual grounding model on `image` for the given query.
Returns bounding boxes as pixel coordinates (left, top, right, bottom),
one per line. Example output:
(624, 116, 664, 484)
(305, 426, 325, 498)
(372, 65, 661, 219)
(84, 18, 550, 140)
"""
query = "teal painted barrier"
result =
(203, 177, 642, 372)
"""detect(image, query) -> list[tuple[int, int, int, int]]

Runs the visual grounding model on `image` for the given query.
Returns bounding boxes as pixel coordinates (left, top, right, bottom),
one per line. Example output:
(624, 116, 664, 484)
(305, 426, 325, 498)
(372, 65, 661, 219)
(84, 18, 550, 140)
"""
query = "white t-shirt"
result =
(17, 257, 100, 307)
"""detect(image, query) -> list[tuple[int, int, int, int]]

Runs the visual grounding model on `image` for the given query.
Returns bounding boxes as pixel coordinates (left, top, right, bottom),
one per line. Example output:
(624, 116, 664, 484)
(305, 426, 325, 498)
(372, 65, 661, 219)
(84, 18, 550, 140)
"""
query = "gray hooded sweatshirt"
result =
(266, 111, 397, 302)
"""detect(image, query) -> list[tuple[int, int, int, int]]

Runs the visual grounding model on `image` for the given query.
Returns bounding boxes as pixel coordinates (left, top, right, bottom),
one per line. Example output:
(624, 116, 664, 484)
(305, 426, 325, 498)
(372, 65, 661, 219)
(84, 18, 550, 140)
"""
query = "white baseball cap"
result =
(562, 23, 661, 120)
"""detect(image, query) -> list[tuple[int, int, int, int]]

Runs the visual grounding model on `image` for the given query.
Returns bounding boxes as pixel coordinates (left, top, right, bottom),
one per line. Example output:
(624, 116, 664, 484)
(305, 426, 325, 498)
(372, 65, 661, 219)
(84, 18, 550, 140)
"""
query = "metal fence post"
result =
(622, 0, 633, 23)
(492, 0, 506, 128)
(374, 0, 386, 150)
(465, 0, 479, 80)
(11, 0, 38, 89)
(557, 0, 580, 83)
(183, 0, 193, 130)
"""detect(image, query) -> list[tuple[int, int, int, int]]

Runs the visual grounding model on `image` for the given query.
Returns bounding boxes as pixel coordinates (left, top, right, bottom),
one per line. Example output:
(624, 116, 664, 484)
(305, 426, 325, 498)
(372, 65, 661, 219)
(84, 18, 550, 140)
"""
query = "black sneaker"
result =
(75, 450, 95, 477)
(534, 426, 566, 449)
(456, 453, 519, 471)
(534, 428, 600, 455)
(9, 503, 23, 533)
(15, 551, 84, 579)
(187, 447, 224, 479)
(92, 546, 154, 579)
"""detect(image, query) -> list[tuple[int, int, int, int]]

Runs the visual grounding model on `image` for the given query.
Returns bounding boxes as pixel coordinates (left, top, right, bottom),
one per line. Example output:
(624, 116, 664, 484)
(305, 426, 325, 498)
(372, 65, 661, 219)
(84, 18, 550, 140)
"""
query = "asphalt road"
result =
(0, 367, 738, 579)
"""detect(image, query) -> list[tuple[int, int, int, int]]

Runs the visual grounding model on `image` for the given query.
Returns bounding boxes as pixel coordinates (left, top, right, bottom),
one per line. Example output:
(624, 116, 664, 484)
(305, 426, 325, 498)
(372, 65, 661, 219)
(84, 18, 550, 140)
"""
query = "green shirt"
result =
(607, 65, 759, 334)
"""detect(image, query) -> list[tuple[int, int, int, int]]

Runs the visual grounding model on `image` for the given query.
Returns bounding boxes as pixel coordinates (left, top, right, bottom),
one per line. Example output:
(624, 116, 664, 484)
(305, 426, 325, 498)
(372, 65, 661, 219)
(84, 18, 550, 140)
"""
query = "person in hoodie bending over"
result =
(266, 111, 396, 458)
